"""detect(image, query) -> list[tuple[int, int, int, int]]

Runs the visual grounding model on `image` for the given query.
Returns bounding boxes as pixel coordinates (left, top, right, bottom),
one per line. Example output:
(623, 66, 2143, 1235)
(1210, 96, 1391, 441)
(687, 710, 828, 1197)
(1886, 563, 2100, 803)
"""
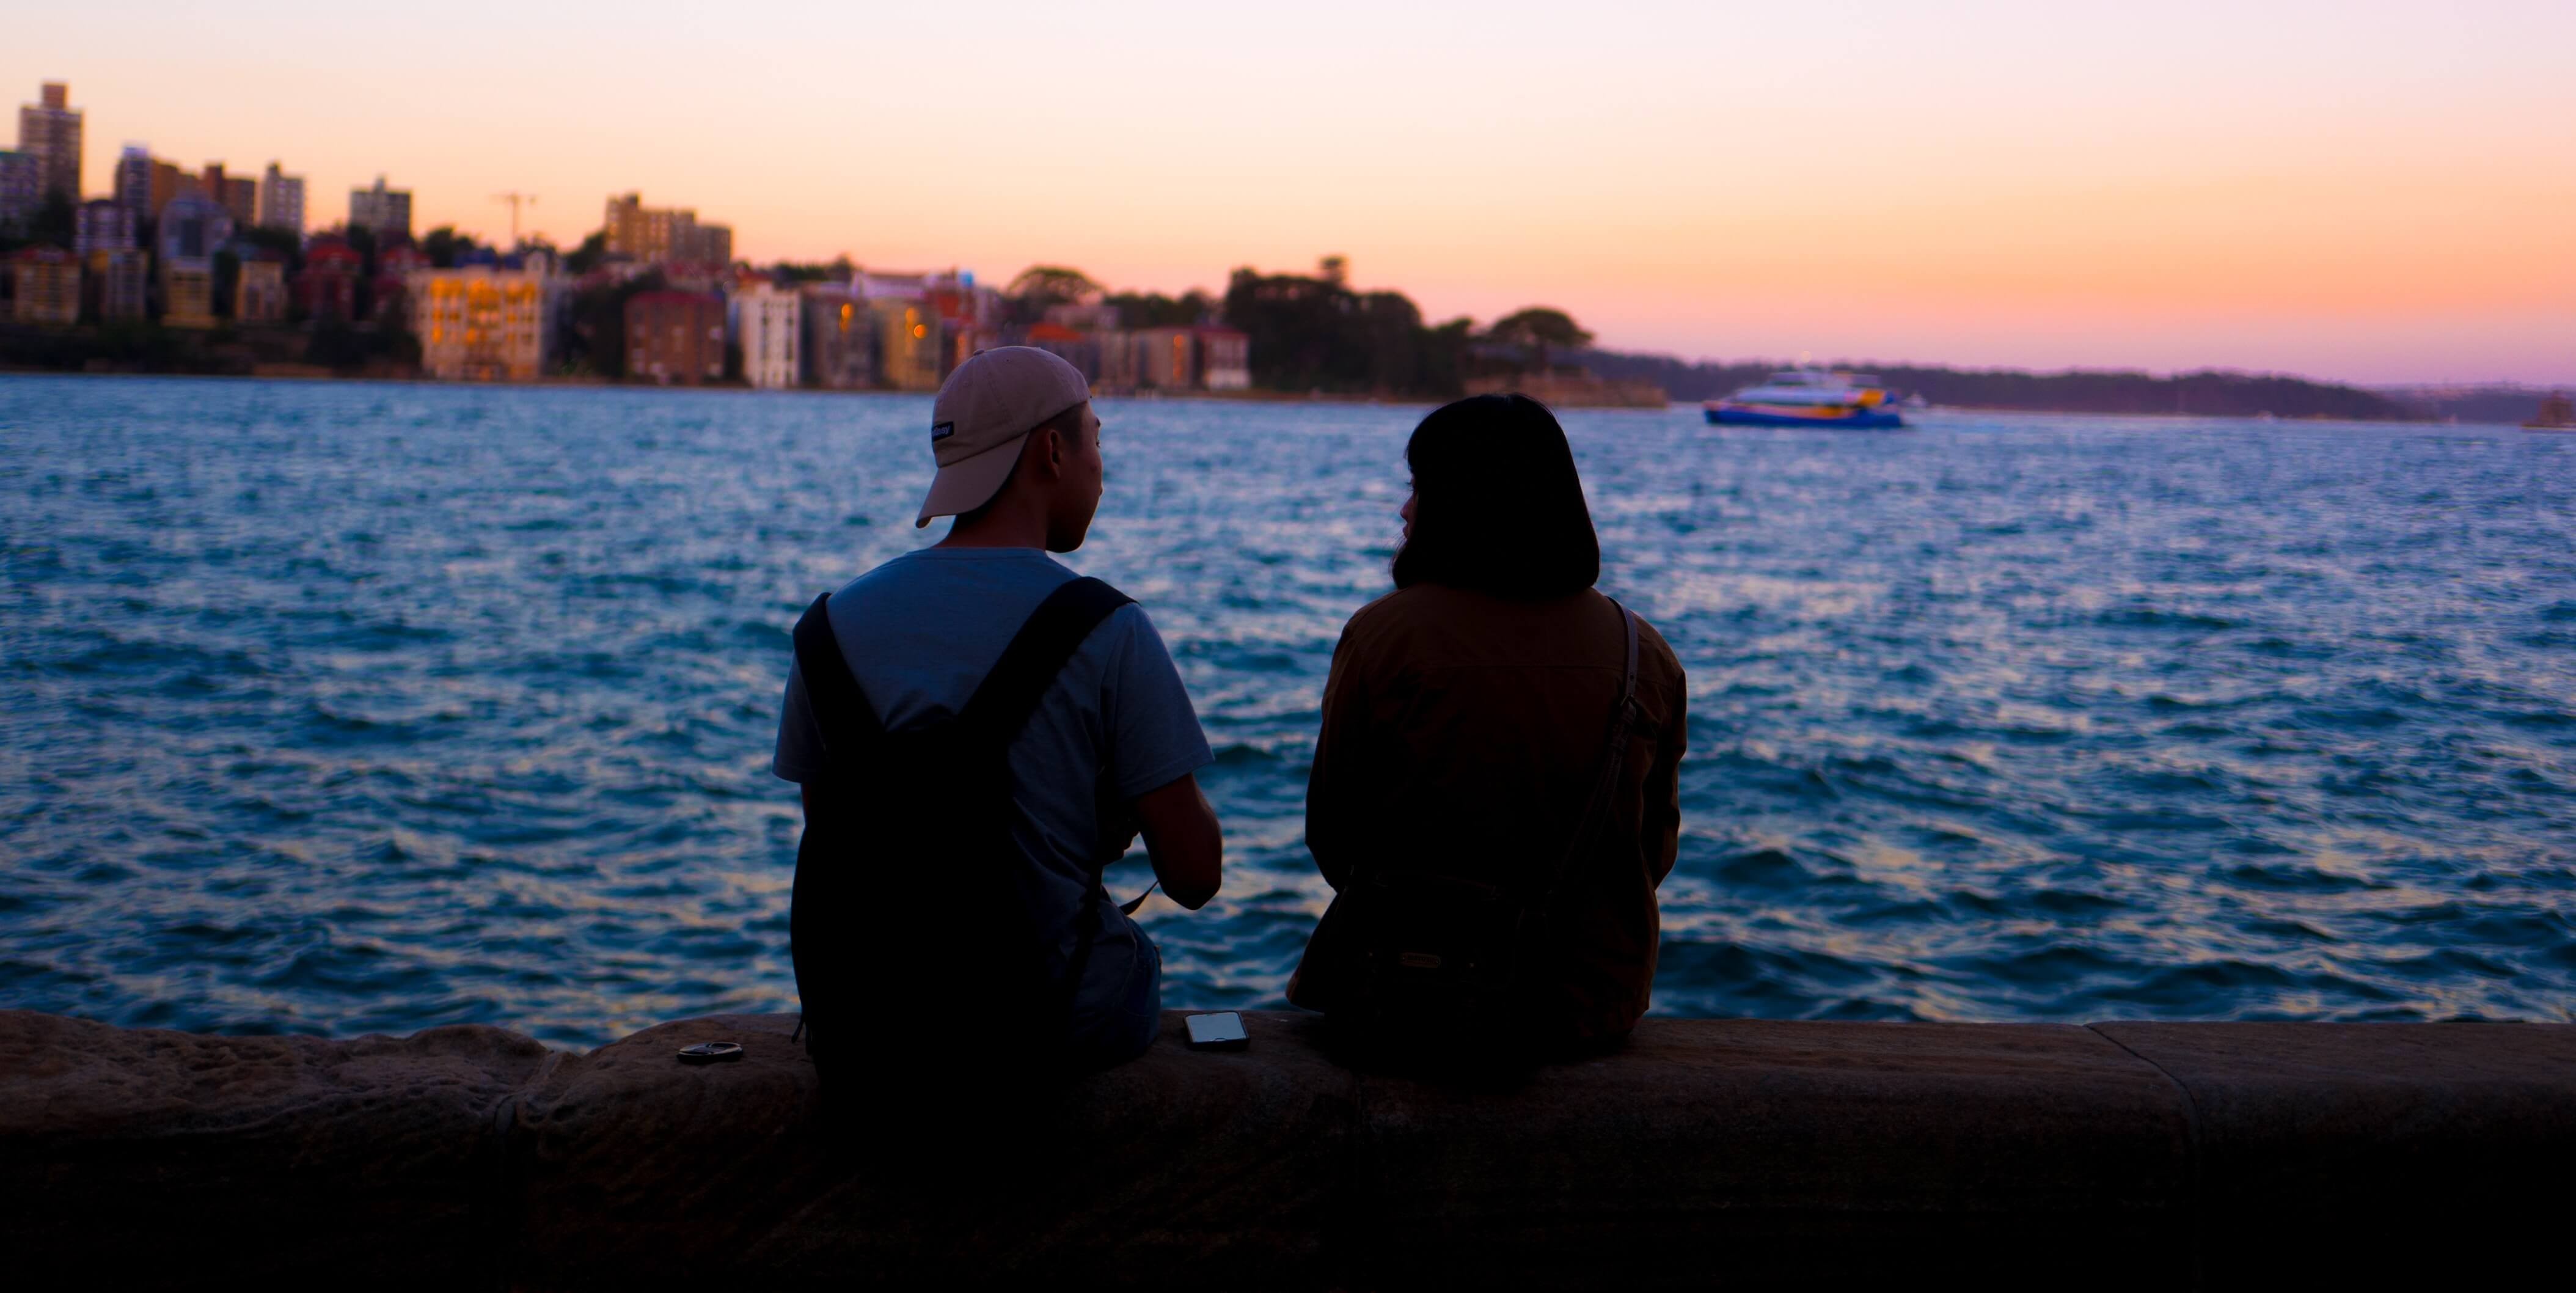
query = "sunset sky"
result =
(12, 0, 2574, 383)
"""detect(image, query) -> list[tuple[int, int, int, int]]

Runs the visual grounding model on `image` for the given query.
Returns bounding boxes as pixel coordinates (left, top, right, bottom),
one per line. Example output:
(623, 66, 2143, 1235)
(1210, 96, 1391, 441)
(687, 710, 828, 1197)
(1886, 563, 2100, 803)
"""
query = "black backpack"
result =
(787, 576, 1135, 1091)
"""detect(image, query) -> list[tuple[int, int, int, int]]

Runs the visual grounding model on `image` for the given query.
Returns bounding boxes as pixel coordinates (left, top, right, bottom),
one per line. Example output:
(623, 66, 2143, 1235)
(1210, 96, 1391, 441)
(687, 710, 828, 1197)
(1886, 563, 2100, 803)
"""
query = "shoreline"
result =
(5, 367, 2550, 426)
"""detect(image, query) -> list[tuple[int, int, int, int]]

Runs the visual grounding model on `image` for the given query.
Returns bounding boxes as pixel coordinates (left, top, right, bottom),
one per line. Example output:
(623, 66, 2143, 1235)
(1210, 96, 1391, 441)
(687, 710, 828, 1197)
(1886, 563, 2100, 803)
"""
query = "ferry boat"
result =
(1704, 369, 1905, 428)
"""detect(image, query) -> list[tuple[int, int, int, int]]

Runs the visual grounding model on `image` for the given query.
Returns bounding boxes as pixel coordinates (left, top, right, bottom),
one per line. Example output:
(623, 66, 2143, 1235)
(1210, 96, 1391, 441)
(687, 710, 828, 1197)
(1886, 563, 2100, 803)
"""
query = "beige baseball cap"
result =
(915, 346, 1093, 528)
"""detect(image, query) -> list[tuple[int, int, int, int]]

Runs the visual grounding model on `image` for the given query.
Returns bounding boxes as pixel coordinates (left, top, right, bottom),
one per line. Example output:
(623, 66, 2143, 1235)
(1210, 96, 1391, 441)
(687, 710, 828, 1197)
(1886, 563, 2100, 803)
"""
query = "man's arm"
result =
(1132, 772, 1222, 909)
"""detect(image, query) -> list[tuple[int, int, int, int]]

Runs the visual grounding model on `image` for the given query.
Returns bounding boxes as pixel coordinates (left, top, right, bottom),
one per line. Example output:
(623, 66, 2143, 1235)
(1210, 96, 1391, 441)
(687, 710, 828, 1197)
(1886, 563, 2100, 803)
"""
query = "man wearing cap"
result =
(772, 346, 1223, 1066)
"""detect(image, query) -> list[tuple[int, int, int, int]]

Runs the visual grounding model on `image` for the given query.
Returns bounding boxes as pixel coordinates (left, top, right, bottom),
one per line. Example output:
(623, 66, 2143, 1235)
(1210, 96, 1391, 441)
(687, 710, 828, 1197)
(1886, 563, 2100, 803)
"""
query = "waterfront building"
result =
(623, 290, 725, 385)
(855, 269, 935, 301)
(16, 82, 82, 203)
(870, 296, 943, 392)
(235, 255, 288, 324)
(601, 193, 733, 266)
(155, 192, 234, 262)
(295, 237, 363, 321)
(0, 149, 34, 233)
(85, 247, 148, 320)
(161, 260, 218, 328)
(113, 146, 152, 223)
(1096, 328, 1137, 389)
(412, 266, 558, 383)
(1043, 302, 1122, 332)
(799, 285, 874, 389)
(1022, 321, 1099, 383)
(75, 199, 137, 255)
(258, 163, 305, 233)
(728, 282, 800, 390)
(350, 175, 412, 240)
(1197, 326, 1251, 390)
(1133, 326, 1197, 390)
(8, 247, 81, 326)
(371, 242, 428, 329)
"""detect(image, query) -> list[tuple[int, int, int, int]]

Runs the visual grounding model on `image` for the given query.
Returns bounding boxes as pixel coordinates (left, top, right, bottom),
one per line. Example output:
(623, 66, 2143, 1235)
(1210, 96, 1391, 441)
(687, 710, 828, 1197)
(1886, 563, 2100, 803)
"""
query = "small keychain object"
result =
(677, 1041, 745, 1065)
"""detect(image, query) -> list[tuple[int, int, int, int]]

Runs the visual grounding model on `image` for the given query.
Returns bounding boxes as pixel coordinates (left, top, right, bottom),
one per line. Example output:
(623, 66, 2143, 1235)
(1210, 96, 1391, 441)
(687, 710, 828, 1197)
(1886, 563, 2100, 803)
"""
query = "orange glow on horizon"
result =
(9, 0, 2573, 383)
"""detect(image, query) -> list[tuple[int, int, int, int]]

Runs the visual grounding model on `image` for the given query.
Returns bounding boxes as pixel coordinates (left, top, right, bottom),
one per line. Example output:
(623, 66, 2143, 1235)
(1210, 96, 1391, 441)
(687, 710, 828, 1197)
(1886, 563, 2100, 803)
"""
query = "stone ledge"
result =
(4, 1009, 2571, 1289)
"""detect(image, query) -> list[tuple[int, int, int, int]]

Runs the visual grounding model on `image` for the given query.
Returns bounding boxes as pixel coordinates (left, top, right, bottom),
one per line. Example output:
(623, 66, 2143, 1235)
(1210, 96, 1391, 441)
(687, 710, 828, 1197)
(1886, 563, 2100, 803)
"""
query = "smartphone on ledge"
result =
(1184, 1011, 1249, 1052)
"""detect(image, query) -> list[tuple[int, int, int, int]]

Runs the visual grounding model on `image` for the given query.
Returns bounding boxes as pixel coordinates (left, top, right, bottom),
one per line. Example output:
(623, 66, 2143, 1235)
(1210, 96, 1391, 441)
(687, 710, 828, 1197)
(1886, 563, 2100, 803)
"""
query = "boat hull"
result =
(1704, 406, 1905, 430)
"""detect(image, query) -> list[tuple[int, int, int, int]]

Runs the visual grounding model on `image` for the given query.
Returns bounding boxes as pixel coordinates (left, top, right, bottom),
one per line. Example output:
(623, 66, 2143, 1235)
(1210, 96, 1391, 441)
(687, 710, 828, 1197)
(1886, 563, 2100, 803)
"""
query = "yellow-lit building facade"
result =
(1132, 326, 1197, 390)
(161, 259, 216, 328)
(234, 258, 287, 324)
(411, 268, 556, 382)
(8, 247, 80, 325)
(871, 297, 942, 392)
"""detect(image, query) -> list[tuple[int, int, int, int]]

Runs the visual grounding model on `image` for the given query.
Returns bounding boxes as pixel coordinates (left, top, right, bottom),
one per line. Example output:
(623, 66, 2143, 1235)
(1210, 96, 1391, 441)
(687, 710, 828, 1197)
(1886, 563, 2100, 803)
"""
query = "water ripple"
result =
(4, 378, 2574, 1042)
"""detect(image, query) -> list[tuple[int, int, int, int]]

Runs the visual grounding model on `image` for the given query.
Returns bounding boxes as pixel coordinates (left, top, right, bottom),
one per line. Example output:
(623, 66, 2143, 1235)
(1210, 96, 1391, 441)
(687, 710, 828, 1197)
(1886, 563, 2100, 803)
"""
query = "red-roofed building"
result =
(296, 236, 363, 321)
(373, 242, 428, 328)
(1022, 321, 1099, 383)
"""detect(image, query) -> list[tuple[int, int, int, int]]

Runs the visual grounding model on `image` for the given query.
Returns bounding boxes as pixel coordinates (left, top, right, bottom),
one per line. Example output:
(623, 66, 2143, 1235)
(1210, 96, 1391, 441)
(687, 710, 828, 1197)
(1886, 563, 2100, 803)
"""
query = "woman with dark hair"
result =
(1289, 394, 1688, 1056)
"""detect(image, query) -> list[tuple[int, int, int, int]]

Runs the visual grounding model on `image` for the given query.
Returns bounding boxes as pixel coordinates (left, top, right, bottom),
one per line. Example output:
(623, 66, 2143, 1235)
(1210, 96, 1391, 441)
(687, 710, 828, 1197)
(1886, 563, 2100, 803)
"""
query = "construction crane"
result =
(491, 192, 538, 244)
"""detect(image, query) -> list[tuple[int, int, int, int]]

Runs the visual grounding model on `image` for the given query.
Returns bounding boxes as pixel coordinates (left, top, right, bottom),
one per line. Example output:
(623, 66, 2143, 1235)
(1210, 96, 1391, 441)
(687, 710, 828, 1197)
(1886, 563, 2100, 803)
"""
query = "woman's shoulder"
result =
(1614, 606, 1688, 711)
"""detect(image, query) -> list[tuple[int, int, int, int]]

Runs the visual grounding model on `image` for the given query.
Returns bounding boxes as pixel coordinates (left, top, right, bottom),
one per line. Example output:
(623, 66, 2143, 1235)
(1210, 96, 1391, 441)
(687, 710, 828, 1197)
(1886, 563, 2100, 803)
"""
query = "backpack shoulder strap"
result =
(959, 576, 1136, 740)
(791, 591, 884, 765)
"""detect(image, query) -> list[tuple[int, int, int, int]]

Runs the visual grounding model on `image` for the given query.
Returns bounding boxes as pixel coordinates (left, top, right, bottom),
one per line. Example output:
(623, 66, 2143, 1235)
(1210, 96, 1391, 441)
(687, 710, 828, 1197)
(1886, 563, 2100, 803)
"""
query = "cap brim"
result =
(915, 433, 1028, 528)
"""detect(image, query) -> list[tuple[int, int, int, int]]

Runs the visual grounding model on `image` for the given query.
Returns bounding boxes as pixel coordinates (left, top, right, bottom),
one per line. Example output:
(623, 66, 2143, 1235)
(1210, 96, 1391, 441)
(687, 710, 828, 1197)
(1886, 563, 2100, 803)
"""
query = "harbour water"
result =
(4, 375, 2572, 1046)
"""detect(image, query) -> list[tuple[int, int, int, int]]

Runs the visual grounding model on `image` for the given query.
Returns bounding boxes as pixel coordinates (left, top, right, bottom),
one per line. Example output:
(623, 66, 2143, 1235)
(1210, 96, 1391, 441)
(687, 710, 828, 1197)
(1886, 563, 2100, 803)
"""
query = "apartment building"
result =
(163, 261, 218, 328)
(0, 150, 37, 232)
(296, 238, 363, 321)
(259, 163, 306, 233)
(800, 285, 874, 390)
(113, 146, 152, 223)
(601, 193, 733, 266)
(729, 282, 800, 390)
(8, 247, 80, 326)
(16, 82, 81, 202)
(350, 175, 412, 239)
(623, 290, 725, 385)
(235, 257, 288, 324)
(413, 267, 558, 382)
(1132, 326, 1197, 390)
(1197, 327, 1252, 390)
(871, 297, 943, 392)
(86, 248, 148, 320)
(201, 164, 259, 227)
(75, 199, 136, 255)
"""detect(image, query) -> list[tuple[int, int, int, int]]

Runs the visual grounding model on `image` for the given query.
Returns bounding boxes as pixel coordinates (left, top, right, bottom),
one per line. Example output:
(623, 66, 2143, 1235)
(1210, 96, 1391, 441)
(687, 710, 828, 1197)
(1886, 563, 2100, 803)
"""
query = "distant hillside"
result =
(2375, 386, 2572, 426)
(1579, 352, 2415, 421)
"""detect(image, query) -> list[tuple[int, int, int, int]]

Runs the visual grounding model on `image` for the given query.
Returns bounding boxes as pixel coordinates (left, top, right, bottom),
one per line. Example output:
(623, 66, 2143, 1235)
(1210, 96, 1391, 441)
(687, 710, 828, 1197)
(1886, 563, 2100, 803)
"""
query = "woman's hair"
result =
(1391, 393, 1601, 599)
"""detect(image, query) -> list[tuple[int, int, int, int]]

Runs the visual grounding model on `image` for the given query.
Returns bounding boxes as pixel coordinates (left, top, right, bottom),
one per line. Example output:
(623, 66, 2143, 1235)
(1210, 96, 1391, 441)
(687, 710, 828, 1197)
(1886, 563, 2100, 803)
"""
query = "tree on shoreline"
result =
(1486, 308, 1594, 377)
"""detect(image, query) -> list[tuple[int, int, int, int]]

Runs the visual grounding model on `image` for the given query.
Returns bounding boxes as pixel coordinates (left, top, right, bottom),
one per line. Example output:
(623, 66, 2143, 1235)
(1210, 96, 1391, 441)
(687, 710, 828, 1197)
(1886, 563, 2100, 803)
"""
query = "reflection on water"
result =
(3, 375, 2572, 1045)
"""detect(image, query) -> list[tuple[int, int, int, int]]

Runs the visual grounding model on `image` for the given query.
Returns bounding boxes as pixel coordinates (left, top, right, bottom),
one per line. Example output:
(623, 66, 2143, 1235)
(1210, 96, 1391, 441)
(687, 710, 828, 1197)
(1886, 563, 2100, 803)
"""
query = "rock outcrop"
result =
(5, 1009, 2571, 1289)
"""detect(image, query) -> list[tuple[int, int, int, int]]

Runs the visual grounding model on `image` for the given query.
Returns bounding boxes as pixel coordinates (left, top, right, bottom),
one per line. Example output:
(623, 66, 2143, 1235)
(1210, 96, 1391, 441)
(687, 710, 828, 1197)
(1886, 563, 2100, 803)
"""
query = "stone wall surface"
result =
(4, 1008, 2572, 1291)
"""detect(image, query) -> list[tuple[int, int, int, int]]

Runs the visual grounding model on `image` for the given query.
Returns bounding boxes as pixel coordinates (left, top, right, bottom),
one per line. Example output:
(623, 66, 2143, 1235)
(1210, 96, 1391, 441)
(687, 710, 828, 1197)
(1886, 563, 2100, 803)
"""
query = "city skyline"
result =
(10, 0, 2575, 385)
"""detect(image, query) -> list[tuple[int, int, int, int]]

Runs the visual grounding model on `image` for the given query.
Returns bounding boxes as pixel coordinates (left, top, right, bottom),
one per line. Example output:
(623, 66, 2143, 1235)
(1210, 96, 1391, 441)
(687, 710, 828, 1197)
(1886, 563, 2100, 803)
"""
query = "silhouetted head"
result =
(1391, 394, 1601, 599)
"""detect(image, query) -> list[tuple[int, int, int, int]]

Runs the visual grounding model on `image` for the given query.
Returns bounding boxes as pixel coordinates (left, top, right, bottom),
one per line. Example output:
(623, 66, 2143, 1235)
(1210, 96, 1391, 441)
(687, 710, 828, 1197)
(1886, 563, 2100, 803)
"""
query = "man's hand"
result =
(1132, 772, 1222, 910)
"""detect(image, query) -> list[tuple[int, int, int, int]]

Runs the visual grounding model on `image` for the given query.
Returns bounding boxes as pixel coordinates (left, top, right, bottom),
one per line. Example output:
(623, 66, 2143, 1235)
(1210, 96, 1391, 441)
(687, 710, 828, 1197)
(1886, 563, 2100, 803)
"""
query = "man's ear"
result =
(1031, 425, 1066, 480)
